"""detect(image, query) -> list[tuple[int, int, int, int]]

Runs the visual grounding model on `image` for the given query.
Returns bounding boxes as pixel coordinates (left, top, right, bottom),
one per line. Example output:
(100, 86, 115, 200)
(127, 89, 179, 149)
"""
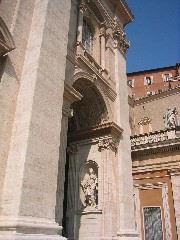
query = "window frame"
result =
(82, 18, 93, 53)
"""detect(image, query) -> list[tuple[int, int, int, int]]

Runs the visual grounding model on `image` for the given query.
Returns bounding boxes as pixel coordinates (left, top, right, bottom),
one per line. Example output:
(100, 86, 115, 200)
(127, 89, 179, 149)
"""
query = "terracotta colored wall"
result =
(134, 171, 177, 240)
(128, 67, 179, 99)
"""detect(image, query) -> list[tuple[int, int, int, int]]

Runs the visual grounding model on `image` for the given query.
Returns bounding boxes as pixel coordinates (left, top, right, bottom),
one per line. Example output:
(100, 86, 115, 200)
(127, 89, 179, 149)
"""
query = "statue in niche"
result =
(163, 107, 178, 129)
(81, 167, 98, 208)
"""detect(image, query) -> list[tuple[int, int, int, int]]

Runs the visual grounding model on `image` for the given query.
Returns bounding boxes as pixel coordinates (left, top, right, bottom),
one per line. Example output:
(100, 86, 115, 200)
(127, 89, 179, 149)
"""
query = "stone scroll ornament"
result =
(80, 167, 98, 209)
(163, 107, 178, 129)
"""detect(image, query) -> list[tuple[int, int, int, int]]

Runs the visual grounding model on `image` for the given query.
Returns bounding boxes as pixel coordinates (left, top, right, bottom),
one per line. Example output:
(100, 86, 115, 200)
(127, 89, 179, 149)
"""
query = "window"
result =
(143, 207, 163, 240)
(82, 19, 92, 53)
(144, 76, 153, 85)
(146, 91, 155, 96)
(162, 73, 172, 82)
(127, 79, 134, 88)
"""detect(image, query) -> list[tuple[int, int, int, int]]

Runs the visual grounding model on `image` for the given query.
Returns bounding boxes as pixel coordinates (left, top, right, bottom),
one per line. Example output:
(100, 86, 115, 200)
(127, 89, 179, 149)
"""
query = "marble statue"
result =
(81, 167, 98, 208)
(163, 107, 178, 129)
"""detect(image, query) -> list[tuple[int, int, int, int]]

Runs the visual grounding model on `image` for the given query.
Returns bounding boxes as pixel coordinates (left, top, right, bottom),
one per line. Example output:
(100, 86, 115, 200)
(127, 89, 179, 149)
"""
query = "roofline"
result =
(127, 63, 180, 76)
(120, 0, 134, 25)
(110, 0, 134, 26)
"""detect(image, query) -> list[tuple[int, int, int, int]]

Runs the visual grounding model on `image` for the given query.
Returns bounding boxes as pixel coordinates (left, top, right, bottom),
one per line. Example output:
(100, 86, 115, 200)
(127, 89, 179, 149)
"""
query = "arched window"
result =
(82, 19, 92, 53)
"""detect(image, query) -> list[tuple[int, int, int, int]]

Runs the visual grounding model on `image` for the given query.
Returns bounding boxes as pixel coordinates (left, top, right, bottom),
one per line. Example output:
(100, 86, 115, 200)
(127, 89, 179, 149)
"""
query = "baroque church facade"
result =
(0, 0, 139, 239)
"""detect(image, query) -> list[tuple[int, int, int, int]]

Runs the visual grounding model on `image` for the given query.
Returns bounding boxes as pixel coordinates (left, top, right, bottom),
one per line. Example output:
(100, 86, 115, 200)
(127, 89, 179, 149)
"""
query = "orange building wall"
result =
(134, 171, 177, 240)
(128, 66, 179, 99)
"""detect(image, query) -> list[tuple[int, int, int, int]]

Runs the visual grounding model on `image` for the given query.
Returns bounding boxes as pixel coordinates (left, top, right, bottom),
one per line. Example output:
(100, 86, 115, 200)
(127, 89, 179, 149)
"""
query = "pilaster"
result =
(0, 0, 72, 239)
(171, 171, 180, 240)
(114, 38, 139, 240)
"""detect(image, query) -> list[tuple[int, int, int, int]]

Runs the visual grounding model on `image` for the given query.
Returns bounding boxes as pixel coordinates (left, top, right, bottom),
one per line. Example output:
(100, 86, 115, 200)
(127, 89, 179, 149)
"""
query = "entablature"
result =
(131, 127, 180, 157)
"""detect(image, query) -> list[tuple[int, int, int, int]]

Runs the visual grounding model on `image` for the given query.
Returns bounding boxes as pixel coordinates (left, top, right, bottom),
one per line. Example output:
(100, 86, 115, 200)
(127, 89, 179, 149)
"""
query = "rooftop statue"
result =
(163, 107, 178, 129)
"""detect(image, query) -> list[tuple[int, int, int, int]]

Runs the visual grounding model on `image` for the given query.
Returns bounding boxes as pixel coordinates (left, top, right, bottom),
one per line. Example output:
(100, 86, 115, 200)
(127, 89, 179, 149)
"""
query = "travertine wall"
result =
(0, 0, 35, 209)
(0, 0, 72, 239)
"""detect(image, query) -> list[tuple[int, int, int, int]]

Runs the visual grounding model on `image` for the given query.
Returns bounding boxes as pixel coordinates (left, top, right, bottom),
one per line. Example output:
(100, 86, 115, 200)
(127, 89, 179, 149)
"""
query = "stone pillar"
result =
(98, 137, 119, 239)
(0, 1, 72, 239)
(114, 37, 139, 239)
(100, 27, 106, 70)
(171, 172, 180, 240)
(77, 3, 84, 43)
(55, 85, 82, 230)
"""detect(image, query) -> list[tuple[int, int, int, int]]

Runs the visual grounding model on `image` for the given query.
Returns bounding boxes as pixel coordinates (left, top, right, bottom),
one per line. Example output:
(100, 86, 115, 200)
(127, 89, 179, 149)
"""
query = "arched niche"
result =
(0, 17, 15, 56)
(69, 78, 109, 131)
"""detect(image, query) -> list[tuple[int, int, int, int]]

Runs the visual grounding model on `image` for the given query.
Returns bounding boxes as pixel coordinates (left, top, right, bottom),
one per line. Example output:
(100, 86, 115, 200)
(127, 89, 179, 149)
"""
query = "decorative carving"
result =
(138, 117, 151, 126)
(98, 137, 119, 152)
(80, 167, 98, 209)
(163, 107, 178, 129)
(79, 0, 87, 13)
(131, 128, 178, 147)
(113, 29, 130, 55)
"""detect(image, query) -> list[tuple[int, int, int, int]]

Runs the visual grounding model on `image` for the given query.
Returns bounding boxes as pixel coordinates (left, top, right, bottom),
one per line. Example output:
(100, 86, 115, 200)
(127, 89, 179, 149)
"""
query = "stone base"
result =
(0, 234, 66, 240)
(0, 216, 66, 240)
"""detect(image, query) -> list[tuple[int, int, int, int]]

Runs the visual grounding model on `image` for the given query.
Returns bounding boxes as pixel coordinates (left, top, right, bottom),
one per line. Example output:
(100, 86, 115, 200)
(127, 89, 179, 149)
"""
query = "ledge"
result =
(68, 122, 123, 142)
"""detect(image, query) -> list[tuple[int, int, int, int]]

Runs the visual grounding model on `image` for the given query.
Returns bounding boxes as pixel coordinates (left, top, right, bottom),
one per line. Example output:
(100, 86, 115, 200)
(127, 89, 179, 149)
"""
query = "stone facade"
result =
(0, 1, 139, 240)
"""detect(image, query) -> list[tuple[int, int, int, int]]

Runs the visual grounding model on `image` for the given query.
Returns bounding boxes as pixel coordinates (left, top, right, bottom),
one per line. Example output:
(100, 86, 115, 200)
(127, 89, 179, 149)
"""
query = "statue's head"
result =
(89, 168, 94, 174)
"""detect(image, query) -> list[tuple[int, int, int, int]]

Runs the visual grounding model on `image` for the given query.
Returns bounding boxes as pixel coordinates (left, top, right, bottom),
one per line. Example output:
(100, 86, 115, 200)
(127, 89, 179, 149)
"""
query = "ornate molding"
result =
(131, 128, 179, 148)
(68, 121, 123, 144)
(79, 1, 87, 13)
(113, 28, 130, 55)
(75, 44, 117, 102)
(98, 136, 119, 153)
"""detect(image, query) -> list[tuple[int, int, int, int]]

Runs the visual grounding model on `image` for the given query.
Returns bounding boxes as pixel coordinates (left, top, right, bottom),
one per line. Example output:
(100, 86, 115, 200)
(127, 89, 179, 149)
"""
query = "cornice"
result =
(68, 121, 123, 143)
(134, 86, 180, 105)
(132, 140, 180, 158)
(63, 83, 82, 105)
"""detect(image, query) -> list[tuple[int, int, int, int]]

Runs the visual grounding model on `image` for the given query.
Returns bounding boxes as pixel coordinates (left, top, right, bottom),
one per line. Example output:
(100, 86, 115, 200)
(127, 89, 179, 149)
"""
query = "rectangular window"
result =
(127, 79, 134, 87)
(147, 91, 155, 96)
(143, 207, 163, 240)
(144, 76, 153, 85)
(162, 73, 172, 82)
(82, 19, 92, 53)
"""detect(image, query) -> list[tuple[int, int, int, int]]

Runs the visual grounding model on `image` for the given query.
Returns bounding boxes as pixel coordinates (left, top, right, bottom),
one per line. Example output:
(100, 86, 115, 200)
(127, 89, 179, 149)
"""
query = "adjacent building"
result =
(128, 65, 180, 239)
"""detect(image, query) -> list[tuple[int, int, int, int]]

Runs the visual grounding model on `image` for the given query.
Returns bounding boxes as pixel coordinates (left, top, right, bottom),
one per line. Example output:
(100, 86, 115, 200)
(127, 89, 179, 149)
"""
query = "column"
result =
(0, 1, 72, 239)
(171, 172, 180, 239)
(98, 135, 120, 239)
(55, 105, 70, 228)
(55, 85, 82, 232)
(100, 27, 106, 70)
(114, 36, 139, 239)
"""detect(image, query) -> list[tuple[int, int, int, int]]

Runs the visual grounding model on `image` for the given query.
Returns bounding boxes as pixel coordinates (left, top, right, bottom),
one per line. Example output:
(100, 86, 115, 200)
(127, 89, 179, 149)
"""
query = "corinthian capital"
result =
(113, 29, 130, 55)
(98, 137, 119, 153)
(79, 0, 87, 13)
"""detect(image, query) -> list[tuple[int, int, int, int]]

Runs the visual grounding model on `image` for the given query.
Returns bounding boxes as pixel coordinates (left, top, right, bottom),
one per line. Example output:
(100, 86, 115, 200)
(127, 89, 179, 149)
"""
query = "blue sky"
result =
(125, 0, 180, 73)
